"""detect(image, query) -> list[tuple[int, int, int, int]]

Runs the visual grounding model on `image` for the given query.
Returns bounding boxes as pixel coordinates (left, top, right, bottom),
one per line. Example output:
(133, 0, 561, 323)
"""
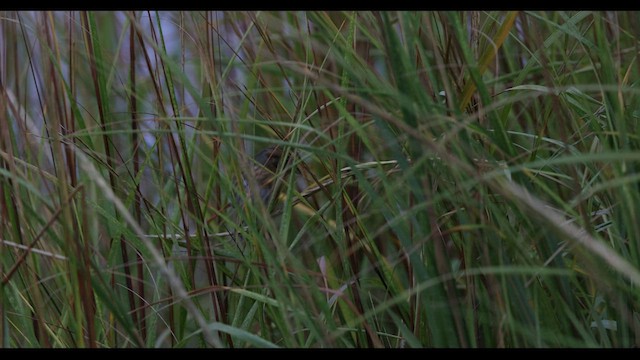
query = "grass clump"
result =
(1, 11, 639, 348)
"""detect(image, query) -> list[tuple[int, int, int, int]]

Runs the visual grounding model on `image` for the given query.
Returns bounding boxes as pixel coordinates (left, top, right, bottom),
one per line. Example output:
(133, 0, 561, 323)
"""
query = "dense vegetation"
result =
(1, 11, 639, 347)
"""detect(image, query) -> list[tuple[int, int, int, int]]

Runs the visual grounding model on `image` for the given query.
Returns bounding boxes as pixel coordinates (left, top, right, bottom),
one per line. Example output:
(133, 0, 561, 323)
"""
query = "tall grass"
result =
(1, 10, 639, 348)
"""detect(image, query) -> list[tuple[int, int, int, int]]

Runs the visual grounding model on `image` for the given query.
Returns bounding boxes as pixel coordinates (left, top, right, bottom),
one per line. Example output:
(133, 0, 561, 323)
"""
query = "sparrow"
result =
(229, 145, 284, 248)
(249, 145, 284, 206)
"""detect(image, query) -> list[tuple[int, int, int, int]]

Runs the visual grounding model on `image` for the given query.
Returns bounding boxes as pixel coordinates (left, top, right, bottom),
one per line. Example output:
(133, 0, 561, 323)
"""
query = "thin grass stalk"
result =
(128, 11, 147, 342)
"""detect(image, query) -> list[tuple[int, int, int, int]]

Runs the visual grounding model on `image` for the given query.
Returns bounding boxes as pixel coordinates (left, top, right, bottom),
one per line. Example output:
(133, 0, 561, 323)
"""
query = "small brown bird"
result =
(205, 145, 286, 231)
(244, 145, 284, 205)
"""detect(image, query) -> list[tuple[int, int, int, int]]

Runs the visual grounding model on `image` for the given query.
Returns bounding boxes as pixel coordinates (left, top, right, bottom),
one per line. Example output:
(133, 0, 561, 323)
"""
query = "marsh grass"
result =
(1, 11, 640, 348)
